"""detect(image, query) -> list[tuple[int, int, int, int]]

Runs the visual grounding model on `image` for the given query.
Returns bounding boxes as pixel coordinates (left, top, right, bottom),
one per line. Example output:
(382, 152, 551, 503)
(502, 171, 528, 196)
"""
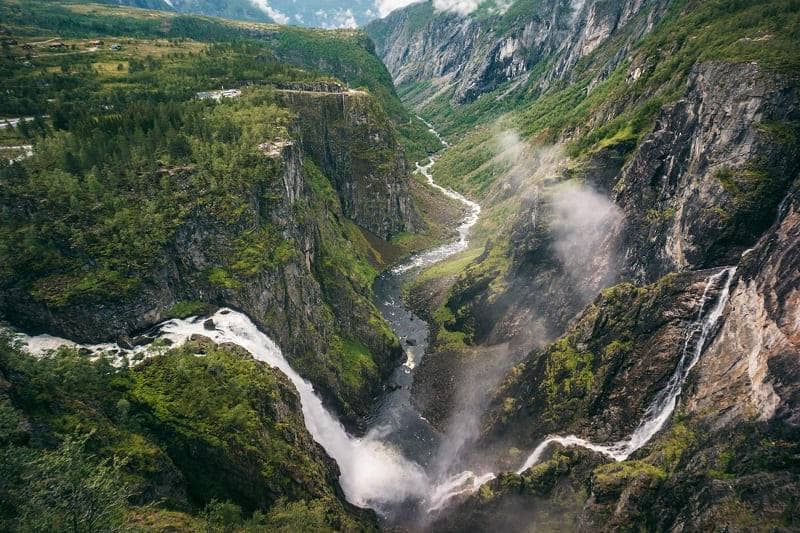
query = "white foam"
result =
(15, 118, 487, 515)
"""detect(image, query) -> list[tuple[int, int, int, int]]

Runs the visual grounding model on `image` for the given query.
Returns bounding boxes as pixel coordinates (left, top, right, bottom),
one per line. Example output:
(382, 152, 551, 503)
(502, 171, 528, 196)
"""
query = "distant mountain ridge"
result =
(97, 0, 515, 28)
(99, 0, 382, 27)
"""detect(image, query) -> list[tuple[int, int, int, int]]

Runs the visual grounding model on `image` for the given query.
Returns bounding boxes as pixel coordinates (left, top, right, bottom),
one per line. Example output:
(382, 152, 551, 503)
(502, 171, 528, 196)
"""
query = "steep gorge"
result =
(1, 0, 799, 530)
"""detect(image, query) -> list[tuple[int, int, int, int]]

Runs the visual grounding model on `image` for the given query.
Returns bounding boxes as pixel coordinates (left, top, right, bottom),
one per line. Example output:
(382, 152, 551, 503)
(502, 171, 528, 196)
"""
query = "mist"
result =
(551, 182, 623, 297)
(376, 0, 513, 18)
(418, 130, 624, 517)
(419, 132, 569, 495)
(249, 0, 290, 23)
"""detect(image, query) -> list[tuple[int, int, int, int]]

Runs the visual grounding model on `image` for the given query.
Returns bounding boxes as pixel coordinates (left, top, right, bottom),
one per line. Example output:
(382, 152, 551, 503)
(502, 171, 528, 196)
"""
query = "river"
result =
(17, 118, 484, 523)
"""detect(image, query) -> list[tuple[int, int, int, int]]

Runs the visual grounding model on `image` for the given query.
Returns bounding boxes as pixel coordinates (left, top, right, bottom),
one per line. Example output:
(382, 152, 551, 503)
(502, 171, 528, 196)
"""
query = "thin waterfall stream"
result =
(427, 266, 739, 511)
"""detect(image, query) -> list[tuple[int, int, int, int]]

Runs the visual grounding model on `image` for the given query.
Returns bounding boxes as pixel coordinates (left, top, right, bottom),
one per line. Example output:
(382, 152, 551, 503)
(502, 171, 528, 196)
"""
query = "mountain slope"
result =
(0, 2, 443, 426)
(371, 0, 800, 528)
(0, 335, 378, 530)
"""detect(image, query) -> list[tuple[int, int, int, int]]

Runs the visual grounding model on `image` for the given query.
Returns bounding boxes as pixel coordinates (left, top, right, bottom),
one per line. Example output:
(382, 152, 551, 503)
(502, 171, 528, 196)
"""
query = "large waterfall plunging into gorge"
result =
(17, 118, 484, 520)
(14, 120, 738, 522)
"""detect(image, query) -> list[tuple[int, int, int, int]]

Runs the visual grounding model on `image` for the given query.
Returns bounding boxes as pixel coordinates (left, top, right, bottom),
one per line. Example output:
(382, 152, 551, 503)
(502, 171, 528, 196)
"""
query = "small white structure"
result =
(195, 89, 242, 101)
(1, 145, 34, 162)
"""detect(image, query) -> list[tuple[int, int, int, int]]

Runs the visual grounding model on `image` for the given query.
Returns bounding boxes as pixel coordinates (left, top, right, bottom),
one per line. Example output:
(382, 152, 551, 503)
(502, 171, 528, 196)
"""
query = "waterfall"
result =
(16, 119, 737, 517)
(430, 266, 738, 509)
(17, 118, 485, 518)
(159, 311, 435, 511)
(516, 266, 737, 469)
(20, 310, 431, 512)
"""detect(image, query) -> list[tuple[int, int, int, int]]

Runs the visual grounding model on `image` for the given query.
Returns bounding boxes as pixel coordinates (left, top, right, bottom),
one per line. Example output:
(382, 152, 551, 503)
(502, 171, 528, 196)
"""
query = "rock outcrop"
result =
(276, 82, 420, 238)
(613, 61, 800, 282)
(0, 140, 400, 427)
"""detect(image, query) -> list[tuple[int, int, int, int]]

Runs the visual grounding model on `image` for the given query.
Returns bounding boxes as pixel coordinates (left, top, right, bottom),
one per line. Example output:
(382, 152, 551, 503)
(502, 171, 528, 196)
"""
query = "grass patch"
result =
(165, 301, 211, 319)
(329, 336, 379, 390)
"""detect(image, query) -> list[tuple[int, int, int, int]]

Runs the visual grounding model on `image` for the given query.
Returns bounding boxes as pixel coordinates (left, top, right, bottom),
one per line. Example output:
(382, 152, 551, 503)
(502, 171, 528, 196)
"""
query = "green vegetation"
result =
(1, 80, 292, 306)
(329, 336, 379, 390)
(1, 433, 129, 533)
(432, 128, 498, 199)
(712, 162, 795, 250)
(416, 248, 483, 287)
(0, 0, 421, 433)
(592, 460, 667, 493)
(544, 338, 595, 416)
(0, 334, 371, 531)
(165, 300, 212, 319)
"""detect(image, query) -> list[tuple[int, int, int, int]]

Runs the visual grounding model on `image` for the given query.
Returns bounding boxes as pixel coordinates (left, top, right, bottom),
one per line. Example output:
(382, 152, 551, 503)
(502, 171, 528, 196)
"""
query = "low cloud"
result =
(375, 0, 424, 17)
(249, 0, 290, 24)
(376, 0, 511, 18)
(316, 8, 359, 29)
(551, 183, 623, 296)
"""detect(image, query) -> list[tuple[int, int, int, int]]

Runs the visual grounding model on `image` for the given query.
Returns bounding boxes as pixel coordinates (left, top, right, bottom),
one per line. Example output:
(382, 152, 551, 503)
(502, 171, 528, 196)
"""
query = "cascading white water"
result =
(392, 158, 481, 274)
(19, 310, 431, 512)
(430, 266, 738, 509)
(158, 311, 433, 510)
(417, 115, 450, 148)
(17, 118, 487, 518)
(515, 266, 737, 470)
(16, 120, 733, 518)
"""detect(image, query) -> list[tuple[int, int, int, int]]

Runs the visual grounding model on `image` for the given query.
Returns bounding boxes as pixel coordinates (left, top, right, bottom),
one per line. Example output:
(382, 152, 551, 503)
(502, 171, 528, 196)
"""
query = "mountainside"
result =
(367, 0, 673, 115)
(0, 334, 378, 531)
(101, 0, 275, 23)
(0, 2, 458, 529)
(0, 0, 450, 430)
(370, 0, 800, 529)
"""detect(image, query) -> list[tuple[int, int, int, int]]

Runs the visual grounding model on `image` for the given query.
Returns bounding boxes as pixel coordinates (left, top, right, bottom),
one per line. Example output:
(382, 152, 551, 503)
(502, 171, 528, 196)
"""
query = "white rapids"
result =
(10, 118, 737, 517)
(20, 309, 431, 511)
(392, 119, 481, 274)
(161, 311, 433, 510)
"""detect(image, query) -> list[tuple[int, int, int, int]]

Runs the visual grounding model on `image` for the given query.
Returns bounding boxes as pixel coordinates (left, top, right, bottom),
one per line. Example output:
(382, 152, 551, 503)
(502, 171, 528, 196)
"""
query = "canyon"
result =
(1, 0, 798, 531)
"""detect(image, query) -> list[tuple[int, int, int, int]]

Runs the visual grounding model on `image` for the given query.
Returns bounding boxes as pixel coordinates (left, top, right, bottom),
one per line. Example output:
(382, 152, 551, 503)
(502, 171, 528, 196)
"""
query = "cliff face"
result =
(409, 57, 799, 436)
(1, 137, 400, 427)
(367, 0, 672, 107)
(276, 82, 420, 239)
(373, 0, 799, 527)
(613, 61, 800, 282)
(435, 187, 800, 532)
(687, 186, 800, 428)
(479, 270, 719, 456)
